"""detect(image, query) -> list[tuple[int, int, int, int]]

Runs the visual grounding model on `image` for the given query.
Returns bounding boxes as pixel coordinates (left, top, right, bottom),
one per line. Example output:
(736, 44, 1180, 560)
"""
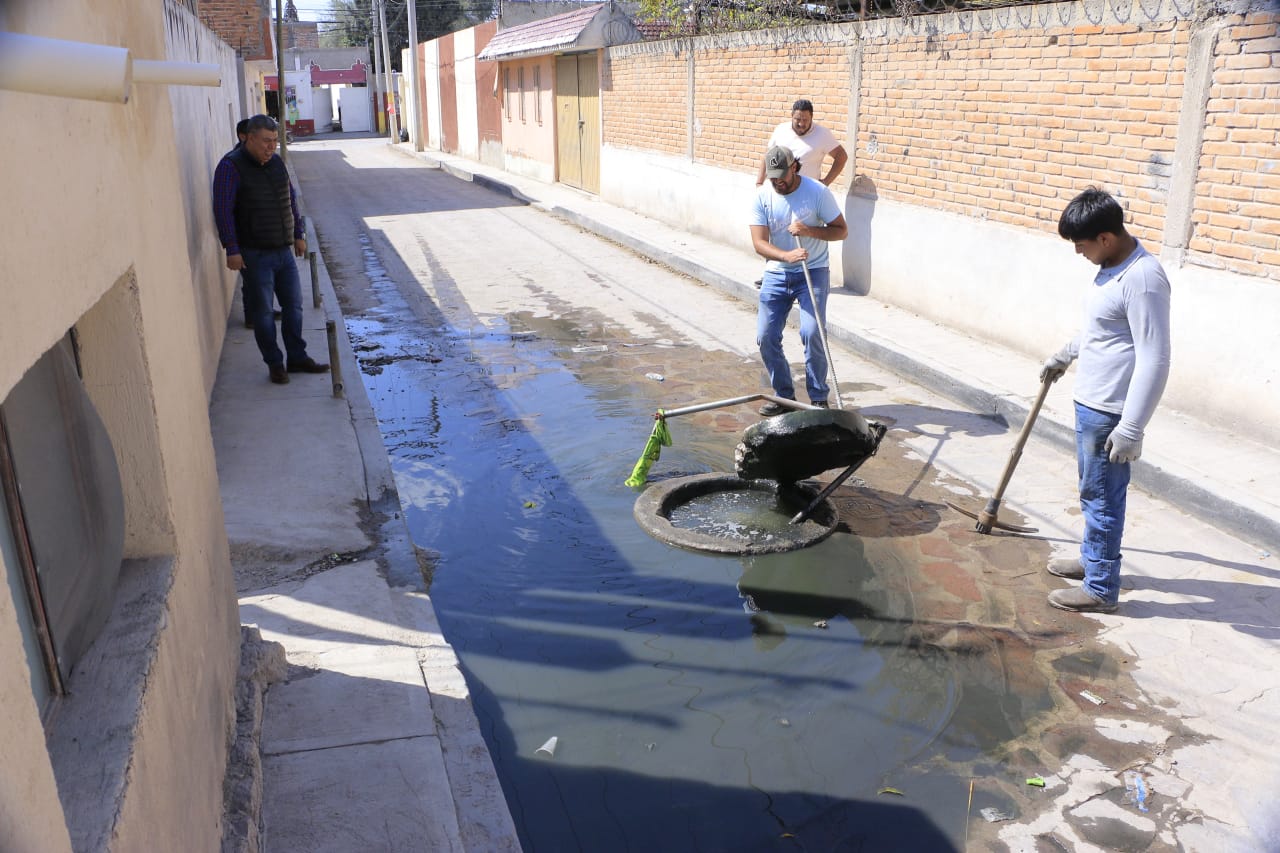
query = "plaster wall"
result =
(500, 56, 556, 182)
(456, 28, 481, 159)
(0, 0, 242, 847)
(423, 41, 444, 150)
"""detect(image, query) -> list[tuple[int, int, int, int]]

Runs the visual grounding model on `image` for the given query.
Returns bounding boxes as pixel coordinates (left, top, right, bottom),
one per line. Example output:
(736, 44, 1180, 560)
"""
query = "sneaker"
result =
(758, 400, 792, 416)
(287, 358, 330, 374)
(1047, 557, 1085, 580)
(811, 400, 829, 409)
(268, 364, 290, 385)
(1048, 587, 1117, 613)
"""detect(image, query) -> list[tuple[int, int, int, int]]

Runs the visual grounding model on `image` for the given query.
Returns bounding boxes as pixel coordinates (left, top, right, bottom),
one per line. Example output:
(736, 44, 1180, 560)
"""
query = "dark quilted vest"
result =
(229, 148, 294, 250)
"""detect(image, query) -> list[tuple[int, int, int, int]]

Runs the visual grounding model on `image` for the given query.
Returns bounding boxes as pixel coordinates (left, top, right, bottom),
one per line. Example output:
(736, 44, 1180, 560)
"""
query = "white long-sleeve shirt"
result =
(1065, 242, 1172, 441)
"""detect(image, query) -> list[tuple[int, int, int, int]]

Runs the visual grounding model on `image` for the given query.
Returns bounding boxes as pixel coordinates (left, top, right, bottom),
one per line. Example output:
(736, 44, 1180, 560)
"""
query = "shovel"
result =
(947, 375, 1055, 534)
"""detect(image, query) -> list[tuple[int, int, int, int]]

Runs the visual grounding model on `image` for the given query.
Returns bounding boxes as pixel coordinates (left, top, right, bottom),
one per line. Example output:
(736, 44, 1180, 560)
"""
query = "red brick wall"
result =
(605, 8, 1280, 282)
(857, 21, 1188, 245)
(1189, 12, 1280, 279)
(693, 43, 849, 176)
(603, 47, 689, 158)
(198, 0, 271, 59)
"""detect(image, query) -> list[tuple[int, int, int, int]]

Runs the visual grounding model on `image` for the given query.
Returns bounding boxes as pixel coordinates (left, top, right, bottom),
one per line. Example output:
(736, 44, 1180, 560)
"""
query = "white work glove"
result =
(1105, 429, 1143, 464)
(1040, 344, 1076, 384)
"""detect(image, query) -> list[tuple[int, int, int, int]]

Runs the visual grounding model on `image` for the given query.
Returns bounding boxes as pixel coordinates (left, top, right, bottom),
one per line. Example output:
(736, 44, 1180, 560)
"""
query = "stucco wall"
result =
(601, 1, 1280, 443)
(501, 56, 557, 183)
(0, 0, 242, 848)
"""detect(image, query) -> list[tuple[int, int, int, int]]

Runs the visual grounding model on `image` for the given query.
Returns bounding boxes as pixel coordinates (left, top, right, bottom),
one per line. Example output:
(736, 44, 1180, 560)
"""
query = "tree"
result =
(320, 0, 496, 68)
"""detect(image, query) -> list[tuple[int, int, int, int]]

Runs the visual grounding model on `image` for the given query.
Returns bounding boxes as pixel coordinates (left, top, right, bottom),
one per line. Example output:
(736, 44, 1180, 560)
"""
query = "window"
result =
(504, 68, 511, 120)
(1, 333, 125, 710)
(518, 66, 526, 123)
(534, 66, 542, 125)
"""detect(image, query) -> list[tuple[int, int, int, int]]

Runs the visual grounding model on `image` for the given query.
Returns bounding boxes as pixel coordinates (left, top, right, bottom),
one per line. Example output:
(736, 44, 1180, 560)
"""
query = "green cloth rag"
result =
(625, 416, 672, 488)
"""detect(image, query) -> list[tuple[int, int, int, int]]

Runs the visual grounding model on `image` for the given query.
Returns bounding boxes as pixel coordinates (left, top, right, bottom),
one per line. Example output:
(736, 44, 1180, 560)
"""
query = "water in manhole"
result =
(668, 488, 800, 537)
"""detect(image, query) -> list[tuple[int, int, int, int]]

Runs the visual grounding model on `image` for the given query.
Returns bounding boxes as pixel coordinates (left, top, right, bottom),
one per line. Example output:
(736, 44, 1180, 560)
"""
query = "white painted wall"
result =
(312, 85, 333, 130)
(338, 85, 372, 132)
(602, 145, 1280, 442)
(455, 28, 479, 159)
(422, 40, 443, 151)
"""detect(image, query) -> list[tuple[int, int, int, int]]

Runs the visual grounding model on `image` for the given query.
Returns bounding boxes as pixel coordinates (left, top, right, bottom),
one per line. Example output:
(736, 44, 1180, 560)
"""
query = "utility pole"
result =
(276, 0, 287, 163)
(406, 0, 424, 152)
(376, 0, 399, 142)
(370, 0, 385, 135)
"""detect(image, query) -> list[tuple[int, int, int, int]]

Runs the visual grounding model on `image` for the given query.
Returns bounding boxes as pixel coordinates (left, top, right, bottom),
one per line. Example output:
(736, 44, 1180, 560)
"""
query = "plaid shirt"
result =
(212, 153, 304, 256)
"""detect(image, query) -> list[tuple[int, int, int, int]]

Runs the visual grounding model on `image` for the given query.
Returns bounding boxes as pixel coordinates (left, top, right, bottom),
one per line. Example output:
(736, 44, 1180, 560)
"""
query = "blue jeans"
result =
(241, 246, 308, 366)
(756, 266, 830, 403)
(1075, 401, 1130, 605)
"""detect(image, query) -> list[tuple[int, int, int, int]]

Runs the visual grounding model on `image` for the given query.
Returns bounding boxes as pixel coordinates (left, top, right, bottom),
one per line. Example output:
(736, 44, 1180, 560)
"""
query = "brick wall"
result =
(1189, 11, 1280, 279)
(198, 0, 271, 59)
(605, 4, 1279, 282)
(692, 42, 849, 173)
(857, 20, 1188, 246)
(604, 48, 689, 157)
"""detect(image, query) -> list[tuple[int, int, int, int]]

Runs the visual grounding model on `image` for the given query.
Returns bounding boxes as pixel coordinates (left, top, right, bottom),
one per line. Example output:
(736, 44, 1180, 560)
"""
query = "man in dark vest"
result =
(213, 114, 328, 384)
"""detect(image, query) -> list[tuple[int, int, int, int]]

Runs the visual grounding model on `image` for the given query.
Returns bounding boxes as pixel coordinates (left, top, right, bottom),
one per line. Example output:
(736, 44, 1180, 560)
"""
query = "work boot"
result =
(1047, 557, 1085, 580)
(287, 357, 330, 374)
(758, 399, 793, 417)
(268, 364, 290, 385)
(1048, 587, 1116, 613)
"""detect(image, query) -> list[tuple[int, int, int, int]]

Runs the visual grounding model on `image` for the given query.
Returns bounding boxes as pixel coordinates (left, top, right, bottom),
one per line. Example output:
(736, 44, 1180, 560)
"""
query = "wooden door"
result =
(554, 53, 600, 193)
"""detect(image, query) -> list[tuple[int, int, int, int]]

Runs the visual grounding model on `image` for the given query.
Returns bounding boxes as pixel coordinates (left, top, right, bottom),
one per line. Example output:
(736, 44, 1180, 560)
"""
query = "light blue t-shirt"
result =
(749, 176, 842, 272)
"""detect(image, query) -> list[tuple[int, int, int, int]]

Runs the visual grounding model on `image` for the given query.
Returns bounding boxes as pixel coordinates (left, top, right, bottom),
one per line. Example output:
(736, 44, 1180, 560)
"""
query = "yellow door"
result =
(576, 54, 600, 194)
(555, 56, 581, 189)
(554, 53, 600, 193)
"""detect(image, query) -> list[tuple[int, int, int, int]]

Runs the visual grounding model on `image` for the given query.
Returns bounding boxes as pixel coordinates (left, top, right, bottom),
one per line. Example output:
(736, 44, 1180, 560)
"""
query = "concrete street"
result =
(215, 133, 1280, 852)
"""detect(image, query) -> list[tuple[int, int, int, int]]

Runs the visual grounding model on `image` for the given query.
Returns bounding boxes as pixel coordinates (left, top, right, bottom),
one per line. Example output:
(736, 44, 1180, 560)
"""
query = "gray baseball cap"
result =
(764, 145, 796, 179)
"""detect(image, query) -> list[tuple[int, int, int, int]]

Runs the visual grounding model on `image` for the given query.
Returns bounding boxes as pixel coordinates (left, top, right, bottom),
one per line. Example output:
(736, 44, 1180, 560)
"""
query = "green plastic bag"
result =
(625, 415, 672, 488)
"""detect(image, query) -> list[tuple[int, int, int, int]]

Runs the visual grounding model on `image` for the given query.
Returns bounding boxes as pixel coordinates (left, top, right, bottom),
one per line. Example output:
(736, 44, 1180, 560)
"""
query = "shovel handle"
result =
(989, 375, 1054, 504)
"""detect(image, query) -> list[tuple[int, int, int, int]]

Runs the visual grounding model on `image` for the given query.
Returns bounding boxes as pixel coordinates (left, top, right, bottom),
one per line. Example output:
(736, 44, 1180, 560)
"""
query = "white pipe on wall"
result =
(0, 33, 223, 103)
(0, 32, 131, 103)
(132, 60, 221, 87)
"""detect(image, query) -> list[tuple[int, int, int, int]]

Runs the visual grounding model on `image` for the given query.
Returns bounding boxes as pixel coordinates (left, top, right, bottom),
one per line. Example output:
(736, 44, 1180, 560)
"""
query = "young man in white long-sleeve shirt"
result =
(1039, 187, 1172, 613)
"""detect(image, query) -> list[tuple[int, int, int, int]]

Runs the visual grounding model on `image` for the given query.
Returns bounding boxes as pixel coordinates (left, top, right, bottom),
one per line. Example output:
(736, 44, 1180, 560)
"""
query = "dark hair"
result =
(791, 99, 814, 114)
(246, 114, 278, 135)
(1058, 187, 1126, 241)
(235, 118, 250, 138)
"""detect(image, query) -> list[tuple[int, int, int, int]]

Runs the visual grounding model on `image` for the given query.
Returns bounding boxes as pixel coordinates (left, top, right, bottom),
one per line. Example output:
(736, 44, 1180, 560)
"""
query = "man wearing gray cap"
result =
(749, 145, 848, 416)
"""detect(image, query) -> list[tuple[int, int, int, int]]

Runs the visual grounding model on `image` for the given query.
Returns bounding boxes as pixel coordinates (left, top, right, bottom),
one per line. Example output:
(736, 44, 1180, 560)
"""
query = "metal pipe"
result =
(795, 231, 843, 410)
(659, 393, 816, 419)
(309, 251, 320, 308)
(326, 320, 344, 398)
(276, 0, 288, 164)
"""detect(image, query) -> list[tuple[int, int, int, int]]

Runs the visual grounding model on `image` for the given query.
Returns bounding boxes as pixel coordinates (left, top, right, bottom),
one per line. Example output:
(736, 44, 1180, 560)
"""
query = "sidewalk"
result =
(394, 144, 1280, 558)
(209, 241, 520, 851)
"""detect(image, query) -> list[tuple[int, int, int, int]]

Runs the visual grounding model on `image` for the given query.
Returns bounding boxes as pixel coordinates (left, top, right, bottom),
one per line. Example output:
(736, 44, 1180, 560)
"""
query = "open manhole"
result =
(634, 473, 838, 555)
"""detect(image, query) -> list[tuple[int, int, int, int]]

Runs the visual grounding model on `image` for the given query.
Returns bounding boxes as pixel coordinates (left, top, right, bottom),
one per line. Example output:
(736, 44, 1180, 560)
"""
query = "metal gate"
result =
(554, 53, 599, 193)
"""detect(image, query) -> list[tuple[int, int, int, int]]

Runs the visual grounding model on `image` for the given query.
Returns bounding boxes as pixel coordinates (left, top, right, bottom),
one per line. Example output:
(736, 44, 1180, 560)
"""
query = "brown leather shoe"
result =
(1048, 587, 1116, 613)
(287, 358, 330, 374)
(1047, 557, 1085, 580)
(269, 364, 290, 384)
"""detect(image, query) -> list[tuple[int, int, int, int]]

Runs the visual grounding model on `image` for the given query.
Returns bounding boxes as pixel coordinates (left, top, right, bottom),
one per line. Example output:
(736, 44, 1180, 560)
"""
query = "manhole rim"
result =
(633, 473, 838, 555)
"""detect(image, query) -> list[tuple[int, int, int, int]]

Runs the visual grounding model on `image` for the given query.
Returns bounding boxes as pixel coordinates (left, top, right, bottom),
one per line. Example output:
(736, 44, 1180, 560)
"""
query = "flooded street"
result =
(293, 137, 1190, 852)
